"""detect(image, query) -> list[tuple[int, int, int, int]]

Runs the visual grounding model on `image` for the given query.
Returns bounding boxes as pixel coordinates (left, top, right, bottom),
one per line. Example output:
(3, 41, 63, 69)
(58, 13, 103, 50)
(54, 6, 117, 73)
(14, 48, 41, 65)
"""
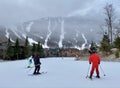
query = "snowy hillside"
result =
(0, 57, 120, 88)
(0, 17, 102, 49)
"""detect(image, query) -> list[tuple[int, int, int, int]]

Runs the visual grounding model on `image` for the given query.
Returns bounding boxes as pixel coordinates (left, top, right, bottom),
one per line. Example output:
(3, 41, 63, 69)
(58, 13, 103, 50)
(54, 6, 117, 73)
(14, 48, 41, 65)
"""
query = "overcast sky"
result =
(0, 0, 120, 26)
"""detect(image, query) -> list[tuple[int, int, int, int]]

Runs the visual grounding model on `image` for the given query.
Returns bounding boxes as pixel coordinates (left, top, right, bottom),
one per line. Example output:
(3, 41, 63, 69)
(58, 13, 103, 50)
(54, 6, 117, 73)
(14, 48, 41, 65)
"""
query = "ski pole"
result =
(27, 64, 41, 73)
(86, 64, 91, 78)
(100, 64, 106, 76)
(27, 66, 34, 73)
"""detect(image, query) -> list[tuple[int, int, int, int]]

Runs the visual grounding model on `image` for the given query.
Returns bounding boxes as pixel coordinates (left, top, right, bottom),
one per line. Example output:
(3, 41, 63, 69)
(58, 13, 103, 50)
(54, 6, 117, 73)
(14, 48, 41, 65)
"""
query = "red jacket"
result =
(89, 53, 101, 66)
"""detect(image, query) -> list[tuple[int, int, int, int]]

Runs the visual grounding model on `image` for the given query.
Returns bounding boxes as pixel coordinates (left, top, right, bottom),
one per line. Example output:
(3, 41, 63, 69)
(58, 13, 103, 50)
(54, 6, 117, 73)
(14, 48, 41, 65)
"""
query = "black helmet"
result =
(91, 49, 96, 54)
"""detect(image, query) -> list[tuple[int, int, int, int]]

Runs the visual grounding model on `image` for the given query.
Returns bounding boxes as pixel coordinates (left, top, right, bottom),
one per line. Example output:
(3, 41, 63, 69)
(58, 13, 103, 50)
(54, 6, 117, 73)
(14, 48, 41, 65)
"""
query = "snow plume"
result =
(28, 38, 37, 45)
(5, 29, 9, 39)
(74, 45, 82, 50)
(81, 33, 87, 50)
(58, 19, 65, 48)
(26, 22, 34, 32)
(22, 34, 37, 45)
(5, 29, 15, 42)
(44, 19, 51, 48)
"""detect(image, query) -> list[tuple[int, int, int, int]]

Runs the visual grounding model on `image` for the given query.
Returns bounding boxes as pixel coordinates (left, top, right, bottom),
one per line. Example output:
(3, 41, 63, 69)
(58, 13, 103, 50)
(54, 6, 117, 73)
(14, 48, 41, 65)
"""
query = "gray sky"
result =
(0, 0, 120, 26)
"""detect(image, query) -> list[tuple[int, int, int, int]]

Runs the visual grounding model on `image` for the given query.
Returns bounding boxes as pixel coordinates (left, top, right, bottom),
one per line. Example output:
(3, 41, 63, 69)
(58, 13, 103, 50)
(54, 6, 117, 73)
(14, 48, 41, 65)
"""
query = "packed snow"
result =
(0, 57, 120, 88)
(81, 33, 87, 50)
(5, 29, 15, 42)
(58, 19, 65, 48)
(22, 34, 38, 45)
(44, 19, 52, 48)
(5, 29, 9, 39)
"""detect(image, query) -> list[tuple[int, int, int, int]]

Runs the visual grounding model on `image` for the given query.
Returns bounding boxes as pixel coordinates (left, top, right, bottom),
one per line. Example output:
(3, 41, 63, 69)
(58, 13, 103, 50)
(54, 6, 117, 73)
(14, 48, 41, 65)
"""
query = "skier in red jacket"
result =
(89, 50, 101, 79)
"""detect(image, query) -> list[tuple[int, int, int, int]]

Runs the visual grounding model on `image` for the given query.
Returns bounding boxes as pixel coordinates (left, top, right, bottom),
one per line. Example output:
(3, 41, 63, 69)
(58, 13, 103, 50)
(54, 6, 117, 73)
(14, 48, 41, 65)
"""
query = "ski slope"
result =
(0, 57, 120, 88)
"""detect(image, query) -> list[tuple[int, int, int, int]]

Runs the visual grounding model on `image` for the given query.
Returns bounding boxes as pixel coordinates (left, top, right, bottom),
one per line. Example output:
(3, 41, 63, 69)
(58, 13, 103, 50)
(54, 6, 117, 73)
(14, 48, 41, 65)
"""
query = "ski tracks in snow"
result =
(58, 19, 65, 48)
(81, 33, 87, 50)
(44, 18, 57, 48)
(5, 28, 9, 39)
(44, 19, 52, 48)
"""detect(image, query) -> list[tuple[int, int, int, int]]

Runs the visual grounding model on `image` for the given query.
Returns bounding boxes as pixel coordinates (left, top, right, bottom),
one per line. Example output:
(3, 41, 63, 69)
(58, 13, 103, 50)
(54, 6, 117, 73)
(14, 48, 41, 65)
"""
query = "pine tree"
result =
(36, 42, 44, 58)
(100, 33, 111, 53)
(32, 43, 36, 55)
(102, 33, 110, 43)
(115, 50, 119, 58)
(24, 36, 30, 58)
(32, 42, 44, 58)
(39, 43, 44, 58)
(6, 38, 14, 60)
(90, 41, 97, 52)
(37, 42, 40, 50)
(14, 39, 20, 59)
(114, 37, 120, 50)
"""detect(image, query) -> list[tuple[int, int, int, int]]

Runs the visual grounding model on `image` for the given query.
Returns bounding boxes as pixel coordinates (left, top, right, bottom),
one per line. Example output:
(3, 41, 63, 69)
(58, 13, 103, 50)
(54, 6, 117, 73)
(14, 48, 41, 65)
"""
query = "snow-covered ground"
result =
(0, 57, 120, 88)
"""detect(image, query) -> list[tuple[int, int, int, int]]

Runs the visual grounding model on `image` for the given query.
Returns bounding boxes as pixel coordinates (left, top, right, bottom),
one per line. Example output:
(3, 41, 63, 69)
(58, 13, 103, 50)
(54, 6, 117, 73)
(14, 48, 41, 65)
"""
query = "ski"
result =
(28, 72, 47, 76)
(86, 76, 93, 80)
(86, 75, 101, 80)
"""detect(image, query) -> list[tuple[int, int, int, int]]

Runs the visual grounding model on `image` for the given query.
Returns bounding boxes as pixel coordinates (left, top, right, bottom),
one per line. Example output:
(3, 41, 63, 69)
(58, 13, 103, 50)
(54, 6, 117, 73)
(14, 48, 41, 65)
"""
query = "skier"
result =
(32, 52, 41, 75)
(27, 56, 33, 68)
(89, 49, 101, 79)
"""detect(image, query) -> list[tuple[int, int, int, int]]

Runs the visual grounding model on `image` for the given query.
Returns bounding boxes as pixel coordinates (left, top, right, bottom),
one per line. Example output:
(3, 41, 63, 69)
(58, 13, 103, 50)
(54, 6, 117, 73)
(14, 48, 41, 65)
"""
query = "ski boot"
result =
(89, 74, 93, 79)
(96, 75, 100, 78)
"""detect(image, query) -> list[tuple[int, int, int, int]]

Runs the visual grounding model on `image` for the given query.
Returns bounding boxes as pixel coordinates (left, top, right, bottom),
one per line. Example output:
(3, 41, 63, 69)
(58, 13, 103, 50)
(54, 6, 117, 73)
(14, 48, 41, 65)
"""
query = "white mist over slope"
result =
(26, 22, 34, 32)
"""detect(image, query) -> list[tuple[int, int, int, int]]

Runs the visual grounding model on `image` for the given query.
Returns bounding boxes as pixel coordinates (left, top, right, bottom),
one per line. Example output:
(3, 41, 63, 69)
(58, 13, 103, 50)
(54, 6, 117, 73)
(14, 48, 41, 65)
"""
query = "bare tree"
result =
(114, 19, 120, 37)
(104, 3, 115, 44)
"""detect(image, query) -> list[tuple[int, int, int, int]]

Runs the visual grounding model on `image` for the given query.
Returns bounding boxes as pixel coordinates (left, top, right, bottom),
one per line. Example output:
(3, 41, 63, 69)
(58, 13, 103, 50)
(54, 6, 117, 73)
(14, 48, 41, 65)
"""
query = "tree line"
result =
(100, 3, 120, 57)
(5, 36, 44, 60)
